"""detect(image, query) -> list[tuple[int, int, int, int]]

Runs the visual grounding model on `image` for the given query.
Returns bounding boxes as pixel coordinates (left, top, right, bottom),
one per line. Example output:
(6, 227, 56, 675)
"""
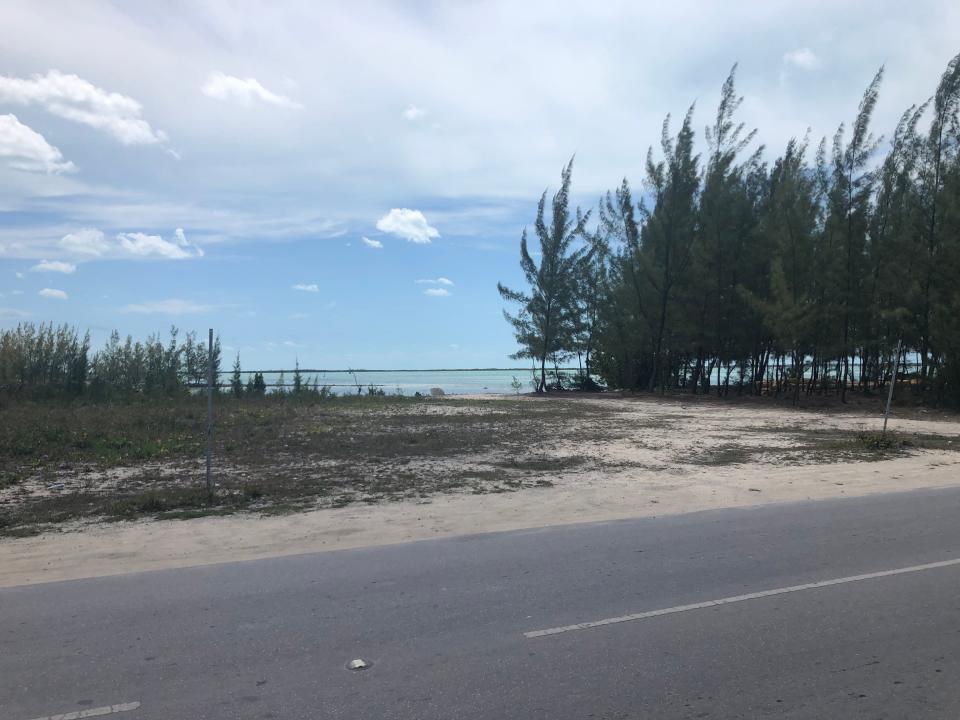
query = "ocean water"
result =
(250, 368, 571, 395)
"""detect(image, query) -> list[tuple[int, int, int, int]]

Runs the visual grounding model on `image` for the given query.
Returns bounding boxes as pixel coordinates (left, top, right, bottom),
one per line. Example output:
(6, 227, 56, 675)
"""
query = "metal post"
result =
(206, 328, 213, 496)
(883, 339, 902, 435)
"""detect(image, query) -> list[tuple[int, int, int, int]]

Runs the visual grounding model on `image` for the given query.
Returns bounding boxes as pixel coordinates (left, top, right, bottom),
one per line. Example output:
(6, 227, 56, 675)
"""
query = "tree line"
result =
(499, 54, 960, 404)
(0, 322, 379, 401)
(0, 323, 222, 400)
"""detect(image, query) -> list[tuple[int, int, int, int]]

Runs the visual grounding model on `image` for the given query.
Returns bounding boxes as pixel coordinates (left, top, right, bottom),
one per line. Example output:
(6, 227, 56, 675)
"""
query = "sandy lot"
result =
(2, 396, 959, 588)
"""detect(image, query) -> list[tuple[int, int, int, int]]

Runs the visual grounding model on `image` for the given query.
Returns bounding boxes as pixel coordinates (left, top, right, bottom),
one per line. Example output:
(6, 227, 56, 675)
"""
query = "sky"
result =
(0, 1, 958, 369)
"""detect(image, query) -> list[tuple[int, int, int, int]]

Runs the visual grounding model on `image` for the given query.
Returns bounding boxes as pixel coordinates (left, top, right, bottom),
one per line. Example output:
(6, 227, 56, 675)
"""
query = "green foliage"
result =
(498, 156, 594, 391)
(0, 324, 223, 401)
(292, 359, 303, 395)
(230, 354, 244, 398)
(500, 54, 960, 405)
(0, 323, 90, 398)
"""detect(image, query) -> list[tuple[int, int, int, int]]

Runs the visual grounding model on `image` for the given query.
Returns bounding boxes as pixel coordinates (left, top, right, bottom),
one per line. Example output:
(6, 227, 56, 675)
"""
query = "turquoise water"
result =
(248, 369, 573, 395)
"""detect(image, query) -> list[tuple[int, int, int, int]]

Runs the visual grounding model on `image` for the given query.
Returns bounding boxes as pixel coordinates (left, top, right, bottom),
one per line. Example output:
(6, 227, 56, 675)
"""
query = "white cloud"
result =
(0, 307, 30, 318)
(402, 104, 427, 121)
(361, 236, 383, 249)
(15, 272, 24, 279)
(59, 228, 109, 256)
(31, 259, 76, 274)
(123, 298, 212, 314)
(38, 288, 67, 299)
(423, 287, 450, 297)
(292, 283, 319, 292)
(201, 71, 302, 108)
(117, 228, 203, 259)
(783, 48, 821, 71)
(416, 277, 454, 286)
(0, 70, 166, 145)
(0, 114, 75, 173)
(57, 227, 201, 260)
(376, 208, 440, 244)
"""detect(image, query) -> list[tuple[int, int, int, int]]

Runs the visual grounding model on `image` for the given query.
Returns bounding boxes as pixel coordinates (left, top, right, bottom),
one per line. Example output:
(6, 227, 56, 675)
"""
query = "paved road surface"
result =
(4, 487, 960, 719)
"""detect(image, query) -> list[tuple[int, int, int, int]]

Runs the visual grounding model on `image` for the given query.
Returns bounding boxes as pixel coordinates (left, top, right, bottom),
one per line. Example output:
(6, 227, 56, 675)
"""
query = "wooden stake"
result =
(883, 339, 902, 436)
(206, 328, 213, 496)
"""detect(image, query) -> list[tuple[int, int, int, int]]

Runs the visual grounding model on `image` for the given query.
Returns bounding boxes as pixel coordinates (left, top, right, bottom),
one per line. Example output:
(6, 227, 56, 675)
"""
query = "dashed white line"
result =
(26, 701, 140, 720)
(524, 557, 960, 638)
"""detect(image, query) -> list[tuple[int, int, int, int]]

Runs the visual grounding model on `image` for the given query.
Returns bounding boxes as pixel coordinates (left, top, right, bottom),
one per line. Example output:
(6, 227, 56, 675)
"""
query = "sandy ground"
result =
(2, 397, 960, 588)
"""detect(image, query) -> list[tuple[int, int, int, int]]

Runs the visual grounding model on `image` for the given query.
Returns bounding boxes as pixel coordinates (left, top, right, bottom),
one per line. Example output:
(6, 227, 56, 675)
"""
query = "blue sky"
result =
(1, 1, 958, 369)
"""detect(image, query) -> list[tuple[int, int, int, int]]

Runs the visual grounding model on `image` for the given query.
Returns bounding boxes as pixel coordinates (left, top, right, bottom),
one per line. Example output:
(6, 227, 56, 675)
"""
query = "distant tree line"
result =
(0, 323, 222, 400)
(0, 323, 398, 402)
(228, 357, 344, 399)
(499, 54, 960, 404)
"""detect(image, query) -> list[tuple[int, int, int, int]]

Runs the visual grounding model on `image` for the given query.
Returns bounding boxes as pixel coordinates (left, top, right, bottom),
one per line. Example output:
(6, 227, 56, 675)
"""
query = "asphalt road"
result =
(4, 487, 960, 719)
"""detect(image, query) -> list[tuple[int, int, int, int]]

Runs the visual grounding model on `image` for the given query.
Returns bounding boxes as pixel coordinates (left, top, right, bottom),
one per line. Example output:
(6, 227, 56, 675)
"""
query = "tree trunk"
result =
(647, 288, 669, 392)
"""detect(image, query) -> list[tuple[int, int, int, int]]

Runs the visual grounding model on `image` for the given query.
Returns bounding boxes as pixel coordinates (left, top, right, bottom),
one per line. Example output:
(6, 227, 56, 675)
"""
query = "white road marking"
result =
(26, 701, 140, 720)
(524, 557, 960, 638)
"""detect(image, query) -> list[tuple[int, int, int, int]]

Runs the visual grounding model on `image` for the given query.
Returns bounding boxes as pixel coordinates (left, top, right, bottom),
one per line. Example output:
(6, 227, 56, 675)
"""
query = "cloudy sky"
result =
(1, 1, 957, 368)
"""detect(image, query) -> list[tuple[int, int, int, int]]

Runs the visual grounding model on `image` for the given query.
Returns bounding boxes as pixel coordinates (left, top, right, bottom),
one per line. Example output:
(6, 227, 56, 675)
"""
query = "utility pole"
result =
(206, 328, 214, 497)
(883, 339, 902, 436)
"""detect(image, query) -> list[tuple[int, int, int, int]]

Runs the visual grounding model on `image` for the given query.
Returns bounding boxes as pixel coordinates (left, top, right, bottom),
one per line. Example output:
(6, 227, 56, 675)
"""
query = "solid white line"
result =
(26, 701, 140, 720)
(524, 557, 960, 638)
